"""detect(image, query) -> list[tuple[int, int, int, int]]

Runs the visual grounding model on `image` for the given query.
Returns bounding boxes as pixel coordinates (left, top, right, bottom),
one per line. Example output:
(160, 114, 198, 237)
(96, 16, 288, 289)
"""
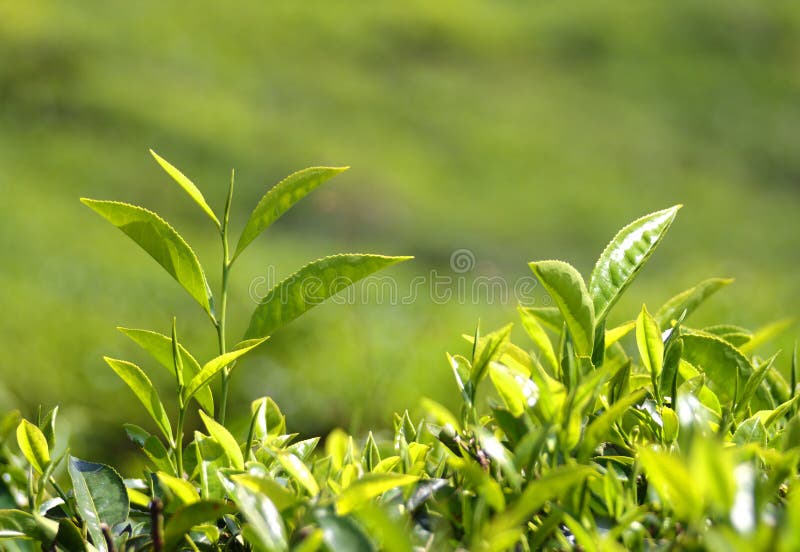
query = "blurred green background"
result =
(2, 1, 799, 465)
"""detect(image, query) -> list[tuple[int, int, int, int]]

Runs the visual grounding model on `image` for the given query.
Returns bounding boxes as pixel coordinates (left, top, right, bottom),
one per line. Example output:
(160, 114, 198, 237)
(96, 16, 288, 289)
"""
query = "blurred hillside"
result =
(1, 1, 799, 463)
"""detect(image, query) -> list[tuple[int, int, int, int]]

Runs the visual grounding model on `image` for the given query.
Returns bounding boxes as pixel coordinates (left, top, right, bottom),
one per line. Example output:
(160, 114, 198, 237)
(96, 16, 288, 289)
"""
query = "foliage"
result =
(1, 156, 799, 550)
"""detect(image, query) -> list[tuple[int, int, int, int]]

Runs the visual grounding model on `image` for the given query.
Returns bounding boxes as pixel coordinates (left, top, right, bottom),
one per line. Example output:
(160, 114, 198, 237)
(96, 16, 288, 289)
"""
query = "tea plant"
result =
(1, 155, 800, 551)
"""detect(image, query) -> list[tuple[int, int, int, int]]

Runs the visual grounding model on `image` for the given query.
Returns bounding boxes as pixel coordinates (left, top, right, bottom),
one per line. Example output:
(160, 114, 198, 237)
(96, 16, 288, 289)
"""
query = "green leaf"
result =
(655, 277, 733, 329)
(118, 327, 214, 413)
(0, 509, 58, 543)
(229, 482, 288, 552)
(16, 420, 50, 475)
(579, 389, 647, 458)
(733, 416, 767, 447)
(529, 260, 595, 358)
(233, 166, 348, 260)
(163, 500, 236, 551)
(471, 323, 513, 386)
(315, 508, 375, 552)
(104, 357, 173, 443)
(198, 411, 244, 470)
(488, 363, 532, 418)
(682, 331, 770, 409)
(149, 149, 221, 229)
(518, 306, 559, 374)
(589, 205, 681, 323)
(230, 474, 296, 512)
(739, 318, 795, 355)
(638, 448, 702, 520)
(636, 305, 664, 397)
(183, 337, 269, 403)
(155, 471, 200, 509)
(80, 199, 212, 316)
(245, 254, 412, 340)
(493, 465, 595, 532)
(68, 456, 129, 552)
(274, 452, 319, 496)
(336, 473, 419, 515)
(55, 518, 88, 551)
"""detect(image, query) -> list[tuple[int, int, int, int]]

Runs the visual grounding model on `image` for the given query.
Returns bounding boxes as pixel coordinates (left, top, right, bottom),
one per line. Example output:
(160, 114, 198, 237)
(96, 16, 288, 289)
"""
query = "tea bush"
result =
(1, 155, 798, 551)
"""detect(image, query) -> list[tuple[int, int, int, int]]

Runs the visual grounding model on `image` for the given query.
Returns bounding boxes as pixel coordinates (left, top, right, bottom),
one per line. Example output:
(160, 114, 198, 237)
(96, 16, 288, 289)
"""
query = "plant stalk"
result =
(217, 170, 235, 424)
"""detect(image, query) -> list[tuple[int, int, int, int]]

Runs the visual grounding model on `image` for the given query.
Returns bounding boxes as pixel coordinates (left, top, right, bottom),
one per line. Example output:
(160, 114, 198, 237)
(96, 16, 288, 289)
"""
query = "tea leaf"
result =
(529, 260, 595, 358)
(68, 456, 129, 552)
(81, 199, 212, 316)
(244, 254, 412, 340)
(198, 411, 244, 470)
(163, 500, 236, 551)
(183, 337, 269, 403)
(234, 166, 349, 260)
(655, 278, 733, 329)
(118, 327, 214, 413)
(16, 420, 50, 475)
(589, 205, 680, 323)
(336, 473, 419, 515)
(104, 357, 173, 443)
(150, 149, 221, 229)
(229, 482, 289, 552)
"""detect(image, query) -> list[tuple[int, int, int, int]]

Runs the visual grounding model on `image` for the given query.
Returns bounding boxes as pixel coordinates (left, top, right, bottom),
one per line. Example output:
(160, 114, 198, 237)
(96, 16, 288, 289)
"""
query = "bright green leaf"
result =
(234, 167, 348, 260)
(275, 452, 319, 496)
(245, 254, 412, 340)
(16, 420, 50, 475)
(229, 482, 288, 552)
(149, 149, 221, 229)
(183, 338, 268, 403)
(336, 473, 419, 515)
(198, 411, 244, 470)
(104, 357, 173, 443)
(529, 260, 595, 358)
(81, 199, 212, 315)
(518, 306, 559, 374)
(589, 205, 681, 323)
(655, 278, 733, 329)
(118, 327, 214, 413)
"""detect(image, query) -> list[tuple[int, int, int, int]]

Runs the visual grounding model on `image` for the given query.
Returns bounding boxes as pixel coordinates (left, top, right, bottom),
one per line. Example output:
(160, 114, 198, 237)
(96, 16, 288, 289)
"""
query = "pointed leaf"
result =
(68, 456, 129, 552)
(636, 305, 664, 383)
(16, 420, 50, 475)
(589, 205, 681, 323)
(529, 260, 595, 357)
(518, 306, 559, 374)
(150, 150, 220, 228)
(274, 452, 319, 496)
(580, 389, 647, 458)
(655, 277, 733, 329)
(104, 357, 173, 442)
(229, 482, 288, 552)
(336, 473, 419, 515)
(183, 338, 269, 402)
(118, 328, 214, 413)
(234, 167, 348, 260)
(0, 509, 58, 542)
(198, 411, 244, 470)
(244, 254, 412, 340)
(163, 500, 236, 551)
(81, 199, 212, 315)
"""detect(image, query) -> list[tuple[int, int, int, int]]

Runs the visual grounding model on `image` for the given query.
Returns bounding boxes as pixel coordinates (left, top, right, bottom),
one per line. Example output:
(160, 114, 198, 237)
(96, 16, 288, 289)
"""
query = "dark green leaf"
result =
(68, 456, 129, 552)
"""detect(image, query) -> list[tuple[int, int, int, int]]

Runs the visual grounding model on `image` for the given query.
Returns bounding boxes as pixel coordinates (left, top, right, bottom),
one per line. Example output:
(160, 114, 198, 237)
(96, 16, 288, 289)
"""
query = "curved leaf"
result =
(336, 473, 419, 515)
(275, 452, 319, 496)
(118, 327, 214, 413)
(183, 337, 269, 403)
(636, 305, 664, 391)
(315, 508, 374, 552)
(150, 150, 220, 229)
(244, 254, 412, 340)
(16, 420, 50, 475)
(68, 456, 129, 552)
(198, 411, 244, 470)
(655, 277, 733, 329)
(234, 166, 348, 260)
(229, 482, 288, 552)
(682, 331, 771, 410)
(529, 260, 595, 358)
(104, 357, 173, 443)
(518, 306, 559, 374)
(80, 199, 212, 316)
(0, 509, 58, 542)
(589, 205, 681, 323)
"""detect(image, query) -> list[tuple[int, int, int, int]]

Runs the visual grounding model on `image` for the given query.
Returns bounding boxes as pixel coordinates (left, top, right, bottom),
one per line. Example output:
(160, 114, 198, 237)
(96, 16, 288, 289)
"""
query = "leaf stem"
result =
(217, 170, 235, 424)
(175, 402, 186, 477)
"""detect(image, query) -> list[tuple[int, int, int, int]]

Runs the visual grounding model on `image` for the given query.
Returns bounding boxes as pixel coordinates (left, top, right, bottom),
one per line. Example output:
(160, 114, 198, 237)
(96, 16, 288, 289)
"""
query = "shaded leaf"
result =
(68, 456, 129, 552)
(163, 500, 236, 551)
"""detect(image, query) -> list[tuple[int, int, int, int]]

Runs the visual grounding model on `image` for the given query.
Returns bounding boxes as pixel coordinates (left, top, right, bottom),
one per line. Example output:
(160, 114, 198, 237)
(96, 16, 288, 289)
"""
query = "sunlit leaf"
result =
(104, 357, 173, 442)
(150, 149, 221, 229)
